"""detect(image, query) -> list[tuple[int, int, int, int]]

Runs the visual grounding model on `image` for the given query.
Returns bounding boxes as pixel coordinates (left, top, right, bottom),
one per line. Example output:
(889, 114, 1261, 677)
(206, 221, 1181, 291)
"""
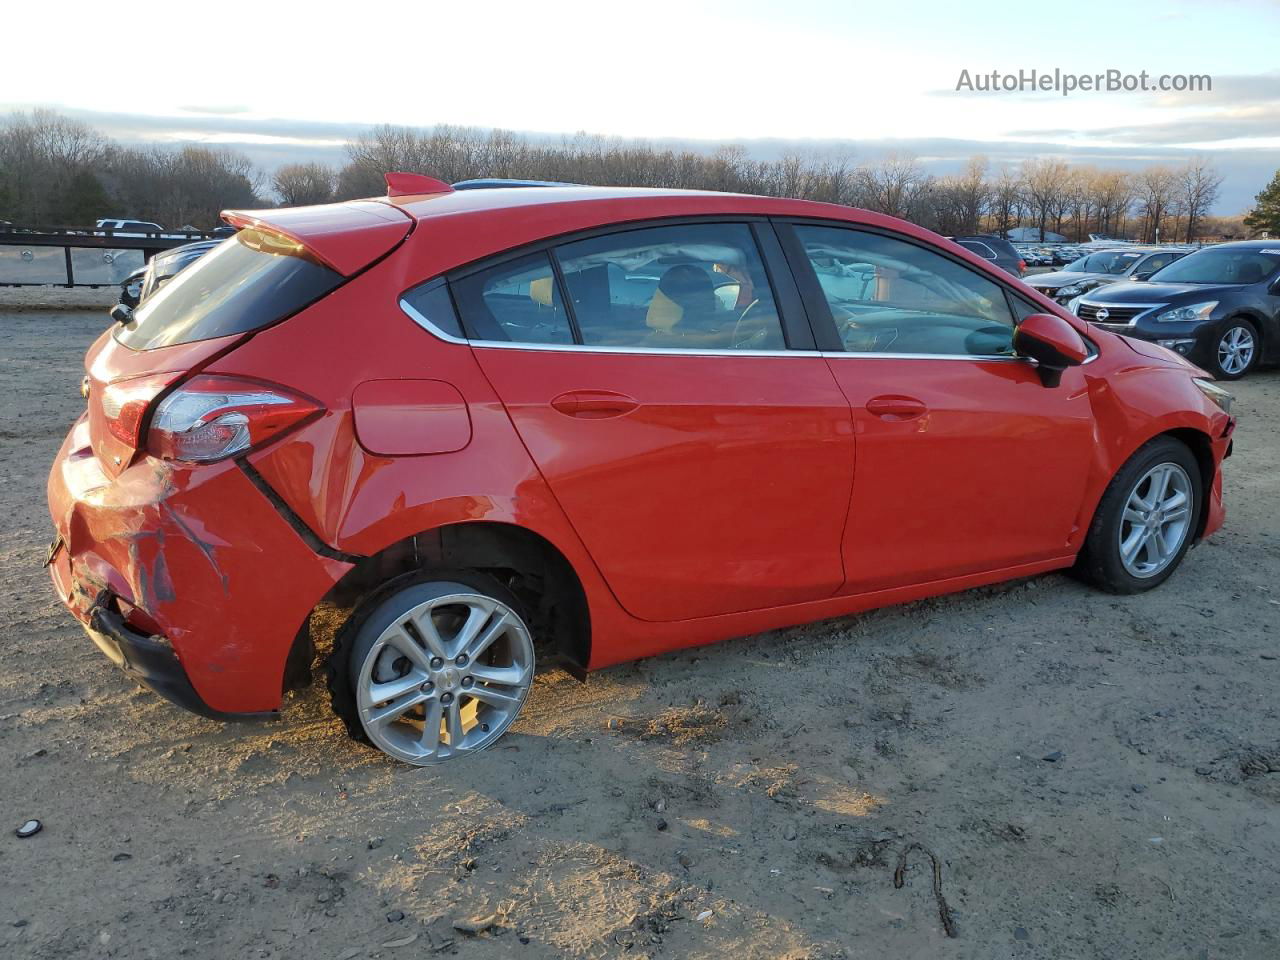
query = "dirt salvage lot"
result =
(2, 312, 1279, 960)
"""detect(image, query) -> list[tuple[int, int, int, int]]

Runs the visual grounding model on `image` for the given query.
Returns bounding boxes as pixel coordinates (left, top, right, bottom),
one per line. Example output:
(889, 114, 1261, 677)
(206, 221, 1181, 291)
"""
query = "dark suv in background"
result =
(949, 235, 1025, 277)
(1074, 240, 1280, 379)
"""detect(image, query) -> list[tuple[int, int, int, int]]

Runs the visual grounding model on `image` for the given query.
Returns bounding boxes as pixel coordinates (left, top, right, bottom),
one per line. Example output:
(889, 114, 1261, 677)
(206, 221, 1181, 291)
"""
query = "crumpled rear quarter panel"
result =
(48, 416, 350, 712)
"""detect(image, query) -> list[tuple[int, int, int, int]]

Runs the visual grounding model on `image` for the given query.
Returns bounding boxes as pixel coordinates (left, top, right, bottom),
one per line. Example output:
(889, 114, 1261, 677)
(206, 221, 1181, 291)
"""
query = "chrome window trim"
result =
(820, 351, 1024, 363)
(403, 297, 1096, 364)
(471, 340, 823, 358)
(400, 297, 470, 344)
(401, 295, 819, 357)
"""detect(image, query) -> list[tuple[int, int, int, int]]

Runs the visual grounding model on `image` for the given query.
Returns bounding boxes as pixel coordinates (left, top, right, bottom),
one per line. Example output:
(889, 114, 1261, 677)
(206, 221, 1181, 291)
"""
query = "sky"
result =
(6, 0, 1280, 212)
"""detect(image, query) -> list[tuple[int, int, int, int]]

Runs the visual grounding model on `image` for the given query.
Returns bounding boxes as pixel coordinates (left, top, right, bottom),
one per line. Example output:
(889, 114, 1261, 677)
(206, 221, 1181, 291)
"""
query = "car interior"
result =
(801, 237, 1016, 357)
(465, 229, 788, 350)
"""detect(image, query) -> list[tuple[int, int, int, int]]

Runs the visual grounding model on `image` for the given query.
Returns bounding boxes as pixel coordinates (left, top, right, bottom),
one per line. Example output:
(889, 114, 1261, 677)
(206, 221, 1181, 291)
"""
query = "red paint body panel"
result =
(470, 347, 854, 621)
(46, 186, 1234, 716)
(826, 356, 1094, 590)
(352, 379, 472, 456)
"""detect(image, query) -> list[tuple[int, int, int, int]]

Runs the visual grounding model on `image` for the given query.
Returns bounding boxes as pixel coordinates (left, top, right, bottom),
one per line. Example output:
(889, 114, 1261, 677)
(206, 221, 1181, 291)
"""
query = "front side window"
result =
(555, 223, 786, 350)
(451, 252, 573, 345)
(795, 225, 1015, 357)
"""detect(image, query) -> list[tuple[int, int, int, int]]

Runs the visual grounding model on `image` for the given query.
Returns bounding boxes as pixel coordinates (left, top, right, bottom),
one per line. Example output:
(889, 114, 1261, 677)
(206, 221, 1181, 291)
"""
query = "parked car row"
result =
(1025, 247, 1189, 305)
(1016, 244, 1081, 268)
(1065, 240, 1280, 380)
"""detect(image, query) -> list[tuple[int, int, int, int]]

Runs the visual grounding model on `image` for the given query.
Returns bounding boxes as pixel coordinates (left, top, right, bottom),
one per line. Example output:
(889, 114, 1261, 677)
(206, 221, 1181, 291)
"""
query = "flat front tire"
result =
(329, 573, 535, 765)
(1079, 437, 1202, 594)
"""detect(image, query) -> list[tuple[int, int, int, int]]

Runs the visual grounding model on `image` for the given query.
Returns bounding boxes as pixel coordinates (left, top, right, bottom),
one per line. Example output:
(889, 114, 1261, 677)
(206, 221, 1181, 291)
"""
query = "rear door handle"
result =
(551, 390, 639, 418)
(866, 395, 928, 420)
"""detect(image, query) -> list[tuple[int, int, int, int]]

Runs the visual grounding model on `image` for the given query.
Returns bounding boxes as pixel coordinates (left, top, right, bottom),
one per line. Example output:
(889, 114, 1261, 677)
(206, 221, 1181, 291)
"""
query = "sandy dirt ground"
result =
(2, 311, 1278, 960)
(0, 288, 118, 311)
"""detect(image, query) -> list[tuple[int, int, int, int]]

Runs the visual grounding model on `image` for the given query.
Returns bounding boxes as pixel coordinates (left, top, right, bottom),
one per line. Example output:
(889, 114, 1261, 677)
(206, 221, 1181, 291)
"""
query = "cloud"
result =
(178, 104, 252, 116)
(1009, 105, 1280, 146)
(1150, 71, 1280, 107)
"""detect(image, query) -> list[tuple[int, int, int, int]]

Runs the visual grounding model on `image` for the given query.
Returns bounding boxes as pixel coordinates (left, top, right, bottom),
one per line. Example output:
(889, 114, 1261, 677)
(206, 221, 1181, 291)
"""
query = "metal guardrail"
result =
(0, 225, 218, 288)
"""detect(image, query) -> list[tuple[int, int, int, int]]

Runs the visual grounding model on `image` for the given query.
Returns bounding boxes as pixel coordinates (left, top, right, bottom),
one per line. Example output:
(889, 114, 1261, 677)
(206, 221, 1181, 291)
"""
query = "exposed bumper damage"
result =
(47, 416, 350, 715)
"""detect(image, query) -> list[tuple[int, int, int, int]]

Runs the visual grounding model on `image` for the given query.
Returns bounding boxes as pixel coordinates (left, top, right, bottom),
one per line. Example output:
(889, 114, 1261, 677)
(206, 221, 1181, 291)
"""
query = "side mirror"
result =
(1014, 313, 1088, 387)
(109, 303, 134, 326)
(1133, 270, 1154, 281)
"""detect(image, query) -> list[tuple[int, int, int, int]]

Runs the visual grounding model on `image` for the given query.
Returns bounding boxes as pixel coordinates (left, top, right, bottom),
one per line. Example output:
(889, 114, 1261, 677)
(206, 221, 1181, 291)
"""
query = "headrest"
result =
(528, 276, 555, 306)
(646, 287, 683, 331)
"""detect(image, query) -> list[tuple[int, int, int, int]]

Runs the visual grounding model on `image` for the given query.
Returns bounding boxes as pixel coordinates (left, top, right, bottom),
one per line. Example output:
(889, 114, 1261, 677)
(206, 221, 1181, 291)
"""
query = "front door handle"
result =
(866, 395, 928, 420)
(551, 390, 639, 418)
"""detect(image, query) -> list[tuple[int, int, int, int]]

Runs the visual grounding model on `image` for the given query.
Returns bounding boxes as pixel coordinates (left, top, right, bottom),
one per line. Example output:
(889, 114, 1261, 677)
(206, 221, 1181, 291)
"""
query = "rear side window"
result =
(555, 223, 786, 350)
(116, 229, 342, 350)
(400, 280, 464, 339)
(451, 252, 574, 345)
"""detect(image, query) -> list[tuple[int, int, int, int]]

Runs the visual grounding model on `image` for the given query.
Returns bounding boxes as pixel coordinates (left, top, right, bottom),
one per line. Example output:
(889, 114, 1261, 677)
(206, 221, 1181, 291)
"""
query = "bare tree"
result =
(274, 163, 336, 206)
(1089, 170, 1133, 238)
(1021, 158, 1071, 241)
(1177, 158, 1223, 243)
(1134, 166, 1178, 242)
(859, 154, 930, 220)
(0, 109, 107, 223)
(987, 165, 1022, 238)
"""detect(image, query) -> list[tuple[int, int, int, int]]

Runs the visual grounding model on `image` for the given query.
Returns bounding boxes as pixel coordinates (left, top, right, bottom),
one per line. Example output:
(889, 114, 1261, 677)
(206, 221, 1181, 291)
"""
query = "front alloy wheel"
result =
(347, 580, 535, 765)
(1214, 320, 1257, 380)
(1117, 463, 1194, 579)
(1079, 436, 1202, 594)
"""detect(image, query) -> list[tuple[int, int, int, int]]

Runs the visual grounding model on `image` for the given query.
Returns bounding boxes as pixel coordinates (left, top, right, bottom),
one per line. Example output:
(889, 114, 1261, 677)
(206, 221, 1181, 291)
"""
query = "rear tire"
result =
(1078, 437, 1201, 594)
(327, 570, 535, 765)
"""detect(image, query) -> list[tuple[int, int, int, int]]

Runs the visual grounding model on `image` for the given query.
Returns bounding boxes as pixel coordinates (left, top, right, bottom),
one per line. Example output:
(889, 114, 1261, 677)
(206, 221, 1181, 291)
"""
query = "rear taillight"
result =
(1018, 260, 1027, 276)
(100, 374, 173, 448)
(146, 375, 322, 463)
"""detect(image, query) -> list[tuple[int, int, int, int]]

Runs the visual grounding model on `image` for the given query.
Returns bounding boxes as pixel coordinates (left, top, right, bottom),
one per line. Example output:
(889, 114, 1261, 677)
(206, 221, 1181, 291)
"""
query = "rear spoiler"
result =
(221, 200, 413, 277)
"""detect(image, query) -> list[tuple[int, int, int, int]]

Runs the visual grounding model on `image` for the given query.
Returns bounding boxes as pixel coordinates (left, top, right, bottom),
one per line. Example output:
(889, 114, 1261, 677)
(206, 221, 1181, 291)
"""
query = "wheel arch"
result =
(284, 520, 592, 695)
(1159, 427, 1216, 542)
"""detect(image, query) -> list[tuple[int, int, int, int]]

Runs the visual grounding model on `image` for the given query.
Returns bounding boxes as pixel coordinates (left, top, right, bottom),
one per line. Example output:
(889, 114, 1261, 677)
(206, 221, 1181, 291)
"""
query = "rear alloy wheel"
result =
(344, 578, 535, 765)
(1213, 319, 1258, 380)
(1079, 437, 1202, 593)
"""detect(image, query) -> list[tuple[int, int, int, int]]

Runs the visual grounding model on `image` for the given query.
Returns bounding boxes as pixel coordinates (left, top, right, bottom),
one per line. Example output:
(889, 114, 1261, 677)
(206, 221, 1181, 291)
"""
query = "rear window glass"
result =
(115, 229, 342, 350)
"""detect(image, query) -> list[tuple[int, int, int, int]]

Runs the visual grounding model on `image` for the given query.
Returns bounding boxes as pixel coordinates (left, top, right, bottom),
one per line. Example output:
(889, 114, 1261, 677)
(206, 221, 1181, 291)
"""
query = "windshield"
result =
(1148, 247, 1280, 285)
(116, 229, 342, 350)
(1064, 251, 1144, 275)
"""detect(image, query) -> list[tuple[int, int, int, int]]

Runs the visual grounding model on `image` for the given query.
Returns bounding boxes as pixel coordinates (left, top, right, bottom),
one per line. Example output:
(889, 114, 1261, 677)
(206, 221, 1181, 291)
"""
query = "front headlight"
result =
(1193, 377, 1233, 413)
(1057, 283, 1084, 297)
(1156, 301, 1217, 323)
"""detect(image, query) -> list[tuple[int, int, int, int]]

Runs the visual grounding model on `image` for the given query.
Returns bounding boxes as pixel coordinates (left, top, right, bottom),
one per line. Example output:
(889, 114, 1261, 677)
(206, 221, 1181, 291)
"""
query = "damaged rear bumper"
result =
(80, 590, 269, 720)
(47, 416, 351, 715)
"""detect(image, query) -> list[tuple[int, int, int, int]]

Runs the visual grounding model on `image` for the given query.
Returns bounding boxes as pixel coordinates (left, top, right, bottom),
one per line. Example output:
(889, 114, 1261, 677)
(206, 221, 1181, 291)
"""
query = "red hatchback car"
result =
(47, 175, 1235, 764)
